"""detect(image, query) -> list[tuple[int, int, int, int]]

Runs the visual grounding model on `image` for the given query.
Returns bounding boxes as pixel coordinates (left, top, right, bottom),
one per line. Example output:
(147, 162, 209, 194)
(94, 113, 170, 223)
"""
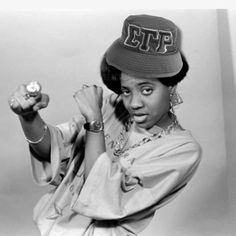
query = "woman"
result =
(8, 14, 201, 236)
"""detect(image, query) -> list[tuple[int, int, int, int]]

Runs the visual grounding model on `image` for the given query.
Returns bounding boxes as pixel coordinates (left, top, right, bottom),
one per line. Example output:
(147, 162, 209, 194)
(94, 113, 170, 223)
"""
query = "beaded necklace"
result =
(113, 114, 181, 157)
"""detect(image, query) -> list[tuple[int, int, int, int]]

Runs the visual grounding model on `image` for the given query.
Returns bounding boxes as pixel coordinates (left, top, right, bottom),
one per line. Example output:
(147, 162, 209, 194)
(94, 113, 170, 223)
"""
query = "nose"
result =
(130, 93, 143, 110)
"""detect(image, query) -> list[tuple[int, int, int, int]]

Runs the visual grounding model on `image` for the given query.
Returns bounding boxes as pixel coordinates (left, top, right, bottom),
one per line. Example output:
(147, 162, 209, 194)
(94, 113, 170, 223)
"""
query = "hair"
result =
(100, 53, 189, 94)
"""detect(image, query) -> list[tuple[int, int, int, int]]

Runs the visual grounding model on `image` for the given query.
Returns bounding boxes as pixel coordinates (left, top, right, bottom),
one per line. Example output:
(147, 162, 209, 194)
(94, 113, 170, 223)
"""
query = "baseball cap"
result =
(105, 14, 183, 78)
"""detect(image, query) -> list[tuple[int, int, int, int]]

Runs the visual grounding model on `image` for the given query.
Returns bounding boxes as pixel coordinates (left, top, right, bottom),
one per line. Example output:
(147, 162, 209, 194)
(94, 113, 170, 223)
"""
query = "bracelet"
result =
(25, 124, 48, 144)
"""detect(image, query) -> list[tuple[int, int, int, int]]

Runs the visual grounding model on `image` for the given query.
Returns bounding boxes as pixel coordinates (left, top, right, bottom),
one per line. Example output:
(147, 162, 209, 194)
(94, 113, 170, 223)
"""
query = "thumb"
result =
(33, 94, 50, 111)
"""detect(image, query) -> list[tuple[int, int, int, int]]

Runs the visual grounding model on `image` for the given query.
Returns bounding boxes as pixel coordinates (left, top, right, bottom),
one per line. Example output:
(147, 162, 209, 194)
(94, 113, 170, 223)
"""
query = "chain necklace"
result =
(113, 114, 181, 157)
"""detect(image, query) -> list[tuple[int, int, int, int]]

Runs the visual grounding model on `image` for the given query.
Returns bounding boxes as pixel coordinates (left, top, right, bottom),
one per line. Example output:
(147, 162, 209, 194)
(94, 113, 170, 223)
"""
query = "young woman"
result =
(8, 14, 201, 236)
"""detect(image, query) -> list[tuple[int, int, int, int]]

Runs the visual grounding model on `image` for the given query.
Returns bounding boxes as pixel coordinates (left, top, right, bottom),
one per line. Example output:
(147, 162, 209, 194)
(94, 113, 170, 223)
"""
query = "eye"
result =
(121, 89, 131, 97)
(142, 87, 153, 95)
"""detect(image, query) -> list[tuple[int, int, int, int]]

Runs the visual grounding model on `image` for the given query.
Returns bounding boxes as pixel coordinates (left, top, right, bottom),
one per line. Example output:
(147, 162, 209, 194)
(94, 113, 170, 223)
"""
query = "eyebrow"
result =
(137, 82, 154, 86)
(121, 82, 154, 88)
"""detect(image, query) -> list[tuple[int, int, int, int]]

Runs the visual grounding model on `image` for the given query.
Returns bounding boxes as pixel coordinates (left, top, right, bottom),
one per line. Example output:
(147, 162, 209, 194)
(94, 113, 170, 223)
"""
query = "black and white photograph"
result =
(0, 1, 235, 235)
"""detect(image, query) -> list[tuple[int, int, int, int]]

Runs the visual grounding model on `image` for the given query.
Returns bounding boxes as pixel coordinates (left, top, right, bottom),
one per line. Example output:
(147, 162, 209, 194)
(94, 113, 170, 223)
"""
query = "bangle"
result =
(25, 124, 48, 144)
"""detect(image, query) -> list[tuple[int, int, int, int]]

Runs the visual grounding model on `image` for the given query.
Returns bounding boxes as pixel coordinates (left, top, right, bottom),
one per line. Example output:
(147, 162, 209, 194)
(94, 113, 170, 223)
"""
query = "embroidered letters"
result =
(124, 24, 175, 54)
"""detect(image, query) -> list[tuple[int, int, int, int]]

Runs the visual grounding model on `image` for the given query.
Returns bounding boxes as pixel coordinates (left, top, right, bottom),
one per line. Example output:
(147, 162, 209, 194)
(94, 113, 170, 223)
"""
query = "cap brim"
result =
(105, 39, 183, 78)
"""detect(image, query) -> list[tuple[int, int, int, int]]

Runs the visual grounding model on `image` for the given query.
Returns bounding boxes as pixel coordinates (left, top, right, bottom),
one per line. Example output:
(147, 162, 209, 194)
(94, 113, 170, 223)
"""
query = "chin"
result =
(135, 122, 151, 129)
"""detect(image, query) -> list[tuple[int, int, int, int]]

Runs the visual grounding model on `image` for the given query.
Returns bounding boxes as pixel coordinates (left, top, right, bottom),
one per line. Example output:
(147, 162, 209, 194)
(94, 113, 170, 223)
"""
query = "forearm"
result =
(84, 130, 106, 179)
(73, 84, 105, 179)
(83, 111, 106, 179)
(19, 113, 51, 162)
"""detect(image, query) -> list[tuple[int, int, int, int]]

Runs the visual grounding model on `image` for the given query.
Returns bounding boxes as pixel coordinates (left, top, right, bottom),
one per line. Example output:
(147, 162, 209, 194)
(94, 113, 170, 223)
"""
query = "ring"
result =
(23, 93, 31, 100)
(26, 81, 42, 97)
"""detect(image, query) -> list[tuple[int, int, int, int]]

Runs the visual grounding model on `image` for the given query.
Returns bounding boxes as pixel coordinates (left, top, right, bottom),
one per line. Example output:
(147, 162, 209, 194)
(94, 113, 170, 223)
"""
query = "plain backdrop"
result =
(0, 9, 235, 236)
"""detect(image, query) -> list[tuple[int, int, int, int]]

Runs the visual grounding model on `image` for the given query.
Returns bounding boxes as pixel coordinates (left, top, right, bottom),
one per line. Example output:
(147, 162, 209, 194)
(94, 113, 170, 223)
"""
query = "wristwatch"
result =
(84, 120, 104, 133)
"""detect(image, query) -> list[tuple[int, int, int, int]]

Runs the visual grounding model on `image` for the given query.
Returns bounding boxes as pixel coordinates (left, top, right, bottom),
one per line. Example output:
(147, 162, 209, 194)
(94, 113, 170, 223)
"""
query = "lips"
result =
(132, 114, 148, 123)
(132, 112, 147, 116)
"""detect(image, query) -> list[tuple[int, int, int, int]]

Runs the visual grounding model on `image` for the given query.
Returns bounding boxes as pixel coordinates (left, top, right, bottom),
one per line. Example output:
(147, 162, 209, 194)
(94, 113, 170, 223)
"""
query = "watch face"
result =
(94, 121, 102, 130)
(84, 121, 104, 132)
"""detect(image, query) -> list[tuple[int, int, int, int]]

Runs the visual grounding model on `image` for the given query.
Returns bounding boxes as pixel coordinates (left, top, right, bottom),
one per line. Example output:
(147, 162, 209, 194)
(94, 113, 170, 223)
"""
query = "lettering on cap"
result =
(124, 24, 176, 54)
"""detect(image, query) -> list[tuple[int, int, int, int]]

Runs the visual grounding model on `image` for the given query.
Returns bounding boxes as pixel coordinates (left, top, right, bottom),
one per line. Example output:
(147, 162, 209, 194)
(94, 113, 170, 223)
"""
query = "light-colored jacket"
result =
(30, 94, 201, 236)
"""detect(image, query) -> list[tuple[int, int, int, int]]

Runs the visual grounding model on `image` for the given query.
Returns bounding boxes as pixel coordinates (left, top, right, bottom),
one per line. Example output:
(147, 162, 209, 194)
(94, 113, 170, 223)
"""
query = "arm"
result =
(8, 84, 51, 162)
(73, 85, 105, 180)
(9, 83, 86, 187)
(84, 117, 106, 180)
(19, 113, 50, 161)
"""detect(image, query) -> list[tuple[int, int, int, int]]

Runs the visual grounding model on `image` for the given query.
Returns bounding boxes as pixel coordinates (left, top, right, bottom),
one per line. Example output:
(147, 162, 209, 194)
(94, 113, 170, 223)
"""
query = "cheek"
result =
(121, 97, 130, 110)
(149, 93, 170, 114)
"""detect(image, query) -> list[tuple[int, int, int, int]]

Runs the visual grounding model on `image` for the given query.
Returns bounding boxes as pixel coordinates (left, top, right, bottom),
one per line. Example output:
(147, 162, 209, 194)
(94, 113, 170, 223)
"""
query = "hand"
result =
(8, 83, 49, 118)
(73, 84, 103, 122)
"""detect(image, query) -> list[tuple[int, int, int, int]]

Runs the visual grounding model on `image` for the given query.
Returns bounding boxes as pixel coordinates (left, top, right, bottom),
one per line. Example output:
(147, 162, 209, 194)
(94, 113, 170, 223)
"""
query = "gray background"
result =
(0, 9, 235, 236)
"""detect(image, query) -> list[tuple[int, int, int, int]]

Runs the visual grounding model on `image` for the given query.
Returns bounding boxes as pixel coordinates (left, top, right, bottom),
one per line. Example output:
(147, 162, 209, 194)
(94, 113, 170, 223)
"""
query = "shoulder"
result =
(161, 130, 202, 164)
(134, 130, 202, 165)
(172, 130, 201, 152)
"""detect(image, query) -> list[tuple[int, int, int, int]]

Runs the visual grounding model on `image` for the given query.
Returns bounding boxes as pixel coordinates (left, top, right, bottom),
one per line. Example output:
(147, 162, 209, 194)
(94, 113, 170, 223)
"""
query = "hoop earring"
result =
(169, 86, 183, 112)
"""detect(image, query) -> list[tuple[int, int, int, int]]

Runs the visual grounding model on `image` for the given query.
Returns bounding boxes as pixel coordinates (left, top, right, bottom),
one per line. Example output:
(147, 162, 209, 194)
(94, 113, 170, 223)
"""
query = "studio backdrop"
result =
(0, 9, 235, 236)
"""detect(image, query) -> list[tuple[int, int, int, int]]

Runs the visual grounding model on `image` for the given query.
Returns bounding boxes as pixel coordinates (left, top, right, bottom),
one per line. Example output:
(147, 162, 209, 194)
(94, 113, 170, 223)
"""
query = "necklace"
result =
(113, 114, 181, 157)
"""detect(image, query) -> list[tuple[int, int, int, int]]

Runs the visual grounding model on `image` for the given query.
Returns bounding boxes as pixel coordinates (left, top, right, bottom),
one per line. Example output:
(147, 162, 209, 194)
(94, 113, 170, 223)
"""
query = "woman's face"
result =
(120, 72, 171, 129)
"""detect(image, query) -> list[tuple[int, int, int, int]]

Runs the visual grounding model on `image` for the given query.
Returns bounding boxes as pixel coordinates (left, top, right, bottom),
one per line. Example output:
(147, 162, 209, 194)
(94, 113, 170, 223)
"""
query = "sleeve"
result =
(30, 115, 85, 186)
(71, 140, 202, 220)
(30, 93, 115, 187)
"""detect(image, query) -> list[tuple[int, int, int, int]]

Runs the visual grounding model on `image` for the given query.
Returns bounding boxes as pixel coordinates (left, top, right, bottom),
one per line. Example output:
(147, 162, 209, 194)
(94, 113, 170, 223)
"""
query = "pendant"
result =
(113, 149, 124, 157)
